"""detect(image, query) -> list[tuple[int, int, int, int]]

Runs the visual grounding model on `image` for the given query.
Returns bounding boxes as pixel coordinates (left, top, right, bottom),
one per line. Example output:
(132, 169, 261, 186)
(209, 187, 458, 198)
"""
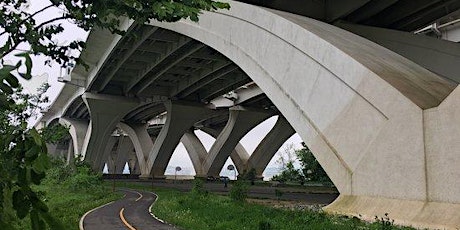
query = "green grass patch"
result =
(118, 181, 414, 230)
(8, 160, 123, 230)
(11, 182, 121, 230)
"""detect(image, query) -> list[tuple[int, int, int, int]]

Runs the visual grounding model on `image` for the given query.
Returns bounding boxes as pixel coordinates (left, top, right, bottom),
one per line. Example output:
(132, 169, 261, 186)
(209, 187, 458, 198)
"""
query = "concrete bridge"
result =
(39, 0, 460, 228)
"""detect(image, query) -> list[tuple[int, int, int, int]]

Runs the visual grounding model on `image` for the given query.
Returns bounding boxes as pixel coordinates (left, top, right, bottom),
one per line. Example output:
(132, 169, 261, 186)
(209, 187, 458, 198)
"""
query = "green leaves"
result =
(15, 52, 32, 80)
(12, 189, 30, 219)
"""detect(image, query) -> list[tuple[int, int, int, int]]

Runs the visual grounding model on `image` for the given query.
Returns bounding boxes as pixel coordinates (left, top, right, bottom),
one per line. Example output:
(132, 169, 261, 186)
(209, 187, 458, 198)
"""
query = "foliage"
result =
(271, 142, 332, 184)
(271, 161, 304, 184)
(1, 0, 229, 228)
(296, 142, 332, 183)
(229, 179, 248, 202)
(0, 85, 57, 229)
(240, 167, 257, 185)
(190, 178, 208, 197)
(40, 124, 70, 145)
(12, 159, 121, 229)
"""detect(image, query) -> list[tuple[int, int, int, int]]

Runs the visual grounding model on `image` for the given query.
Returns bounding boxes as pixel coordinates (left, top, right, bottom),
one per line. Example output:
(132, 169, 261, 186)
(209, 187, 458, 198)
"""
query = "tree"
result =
(271, 144, 303, 184)
(1, 0, 229, 228)
(0, 84, 58, 229)
(295, 142, 331, 183)
(271, 143, 332, 185)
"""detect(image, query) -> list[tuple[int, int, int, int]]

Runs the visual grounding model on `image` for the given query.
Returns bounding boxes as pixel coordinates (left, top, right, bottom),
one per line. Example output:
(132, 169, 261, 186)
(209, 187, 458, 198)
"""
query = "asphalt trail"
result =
(82, 189, 175, 230)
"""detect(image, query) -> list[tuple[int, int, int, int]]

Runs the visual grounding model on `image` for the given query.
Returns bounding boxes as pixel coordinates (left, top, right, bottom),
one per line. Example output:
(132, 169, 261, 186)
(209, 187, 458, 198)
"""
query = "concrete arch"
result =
(148, 1, 459, 227)
(44, 86, 86, 126)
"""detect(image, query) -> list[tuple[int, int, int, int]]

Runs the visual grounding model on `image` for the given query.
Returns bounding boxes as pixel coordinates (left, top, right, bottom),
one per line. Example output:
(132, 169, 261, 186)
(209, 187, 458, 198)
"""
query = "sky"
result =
(11, 0, 304, 176)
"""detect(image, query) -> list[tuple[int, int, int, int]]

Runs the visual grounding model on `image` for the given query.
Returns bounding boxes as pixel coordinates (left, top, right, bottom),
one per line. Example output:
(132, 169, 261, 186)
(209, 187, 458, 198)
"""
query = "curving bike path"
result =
(80, 189, 175, 230)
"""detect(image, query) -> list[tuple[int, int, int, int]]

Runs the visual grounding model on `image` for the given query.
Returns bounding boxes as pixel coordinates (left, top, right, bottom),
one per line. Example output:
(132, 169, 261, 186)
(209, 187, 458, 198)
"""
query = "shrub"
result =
(229, 180, 248, 202)
(190, 178, 208, 197)
(64, 164, 102, 192)
(43, 158, 73, 185)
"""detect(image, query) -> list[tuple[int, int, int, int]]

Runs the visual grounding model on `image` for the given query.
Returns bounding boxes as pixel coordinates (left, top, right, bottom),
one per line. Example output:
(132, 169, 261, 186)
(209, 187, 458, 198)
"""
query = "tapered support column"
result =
(247, 116, 295, 177)
(59, 118, 89, 158)
(181, 130, 207, 176)
(114, 135, 133, 174)
(128, 151, 140, 174)
(102, 136, 118, 173)
(147, 101, 213, 178)
(81, 93, 140, 171)
(46, 142, 69, 159)
(200, 127, 249, 174)
(66, 141, 74, 165)
(203, 107, 273, 177)
(118, 122, 153, 178)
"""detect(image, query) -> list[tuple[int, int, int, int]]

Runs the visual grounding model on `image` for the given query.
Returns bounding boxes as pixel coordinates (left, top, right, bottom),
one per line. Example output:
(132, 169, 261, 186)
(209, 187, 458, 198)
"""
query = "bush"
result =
(229, 180, 248, 202)
(43, 158, 73, 185)
(190, 178, 208, 197)
(44, 158, 103, 192)
(64, 164, 102, 192)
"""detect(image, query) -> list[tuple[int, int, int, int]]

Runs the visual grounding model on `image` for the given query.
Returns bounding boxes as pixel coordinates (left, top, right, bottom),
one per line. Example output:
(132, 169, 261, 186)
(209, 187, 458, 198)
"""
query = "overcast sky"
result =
(16, 0, 303, 176)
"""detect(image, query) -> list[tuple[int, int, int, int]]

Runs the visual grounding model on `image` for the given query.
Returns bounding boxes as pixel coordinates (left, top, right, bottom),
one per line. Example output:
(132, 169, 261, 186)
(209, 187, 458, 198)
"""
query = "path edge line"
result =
(79, 201, 115, 230)
(147, 191, 167, 224)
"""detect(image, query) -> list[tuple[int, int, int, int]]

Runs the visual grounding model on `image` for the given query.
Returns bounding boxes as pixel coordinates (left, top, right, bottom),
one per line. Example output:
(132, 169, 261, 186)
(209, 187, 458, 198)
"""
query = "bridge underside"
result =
(42, 1, 460, 229)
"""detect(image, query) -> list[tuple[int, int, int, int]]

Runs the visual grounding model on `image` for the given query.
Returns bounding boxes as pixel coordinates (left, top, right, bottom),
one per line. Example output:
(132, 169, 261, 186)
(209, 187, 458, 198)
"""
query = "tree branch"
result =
(34, 16, 70, 30)
(0, 4, 56, 37)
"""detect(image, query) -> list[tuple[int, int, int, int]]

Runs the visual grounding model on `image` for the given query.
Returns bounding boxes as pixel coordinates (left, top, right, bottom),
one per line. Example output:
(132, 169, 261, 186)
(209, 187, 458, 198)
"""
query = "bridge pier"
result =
(202, 107, 273, 177)
(81, 93, 140, 171)
(246, 115, 295, 178)
(147, 101, 213, 178)
(199, 126, 250, 176)
(101, 136, 117, 173)
(106, 135, 133, 174)
(127, 150, 140, 174)
(59, 117, 89, 159)
(181, 129, 207, 177)
(117, 122, 152, 178)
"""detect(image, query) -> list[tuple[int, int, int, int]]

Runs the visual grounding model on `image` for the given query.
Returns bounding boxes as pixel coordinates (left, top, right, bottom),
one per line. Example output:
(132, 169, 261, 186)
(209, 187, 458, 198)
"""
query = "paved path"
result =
(81, 189, 175, 230)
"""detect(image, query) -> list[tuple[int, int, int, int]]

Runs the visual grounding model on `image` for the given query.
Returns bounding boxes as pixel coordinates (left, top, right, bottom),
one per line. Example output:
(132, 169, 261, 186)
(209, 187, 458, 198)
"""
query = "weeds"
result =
(375, 213, 395, 230)
(229, 180, 248, 202)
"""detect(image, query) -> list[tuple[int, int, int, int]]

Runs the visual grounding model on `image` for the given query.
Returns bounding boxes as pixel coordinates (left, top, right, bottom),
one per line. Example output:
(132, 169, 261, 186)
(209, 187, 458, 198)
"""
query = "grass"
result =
(12, 182, 121, 230)
(9, 163, 123, 230)
(118, 181, 414, 230)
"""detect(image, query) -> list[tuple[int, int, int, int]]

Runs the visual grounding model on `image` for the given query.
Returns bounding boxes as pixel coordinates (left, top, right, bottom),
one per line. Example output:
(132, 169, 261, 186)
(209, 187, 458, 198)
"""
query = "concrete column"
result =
(147, 101, 213, 178)
(203, 107, 273, 177)
(46, 143, 58, 157)
(81, 93, 140, 171)
(200, 126, 249, 174)
(114, 135, 133, 174)
(66, 141, 74, 165)
(59, 117, 89, 158)
(118, 122, 153, 177)
(180, 129, 207, 176)
(127, 149, 140, 174)
(48, 141, 70, 160)
(102, 136, 118, 173)
(246, 115, 295, 178)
